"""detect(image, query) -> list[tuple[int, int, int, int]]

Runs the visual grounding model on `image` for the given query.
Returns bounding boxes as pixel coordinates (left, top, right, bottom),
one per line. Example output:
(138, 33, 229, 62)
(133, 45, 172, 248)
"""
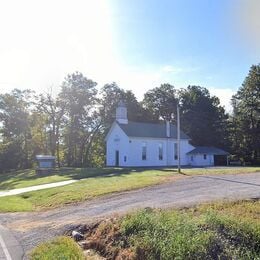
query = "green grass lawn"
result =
(0, 166, 259, 191)
(0, 167, 259, 212)
(0, 167, 131, 190)
(0, 168, 177, 212)
(81, 200, 260, 259)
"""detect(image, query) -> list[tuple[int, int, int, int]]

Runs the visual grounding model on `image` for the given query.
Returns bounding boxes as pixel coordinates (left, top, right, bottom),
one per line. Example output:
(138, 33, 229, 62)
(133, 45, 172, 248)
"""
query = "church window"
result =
(159, 143, 163, 160)
(174, 143, 178, 160)
(142, 142, 147, 160)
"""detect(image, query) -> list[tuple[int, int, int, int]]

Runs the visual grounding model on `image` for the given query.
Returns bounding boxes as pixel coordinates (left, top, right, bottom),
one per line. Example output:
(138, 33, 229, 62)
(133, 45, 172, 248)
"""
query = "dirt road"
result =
(0, 172, 259, 259)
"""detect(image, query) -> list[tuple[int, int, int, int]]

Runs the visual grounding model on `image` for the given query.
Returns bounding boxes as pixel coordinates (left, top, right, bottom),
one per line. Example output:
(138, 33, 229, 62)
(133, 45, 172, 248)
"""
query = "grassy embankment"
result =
(0, 167, 259, 212)
(74, 200, 260, 259)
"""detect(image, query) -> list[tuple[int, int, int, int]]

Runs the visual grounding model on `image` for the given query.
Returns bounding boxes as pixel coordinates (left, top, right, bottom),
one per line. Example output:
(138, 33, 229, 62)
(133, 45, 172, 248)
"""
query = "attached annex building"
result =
(105, 102, 228, 167)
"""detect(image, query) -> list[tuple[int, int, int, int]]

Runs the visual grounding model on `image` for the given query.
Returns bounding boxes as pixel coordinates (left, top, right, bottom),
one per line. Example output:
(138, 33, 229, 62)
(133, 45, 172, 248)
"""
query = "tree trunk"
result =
(56, 125, 60, 168)
(83, 125, 101, 166)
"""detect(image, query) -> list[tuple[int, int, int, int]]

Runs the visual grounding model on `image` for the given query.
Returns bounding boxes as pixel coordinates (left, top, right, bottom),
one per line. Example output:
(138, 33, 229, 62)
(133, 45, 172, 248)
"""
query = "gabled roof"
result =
(187, 146, 229, 155)
(117, 121, 190, 139)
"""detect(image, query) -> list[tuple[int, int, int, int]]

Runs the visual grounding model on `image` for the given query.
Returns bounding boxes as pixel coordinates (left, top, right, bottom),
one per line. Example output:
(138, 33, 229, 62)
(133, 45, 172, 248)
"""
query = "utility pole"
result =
(177, 103, 181, 173)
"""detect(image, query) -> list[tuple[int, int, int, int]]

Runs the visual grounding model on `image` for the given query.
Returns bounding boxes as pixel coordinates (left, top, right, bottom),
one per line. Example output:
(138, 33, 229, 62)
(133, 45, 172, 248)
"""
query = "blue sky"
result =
(0, 0, 259, 111)
(110, 0, 257, 89)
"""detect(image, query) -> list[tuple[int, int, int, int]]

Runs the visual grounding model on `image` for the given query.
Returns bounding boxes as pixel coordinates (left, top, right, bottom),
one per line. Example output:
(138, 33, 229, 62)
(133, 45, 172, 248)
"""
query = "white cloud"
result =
(161, 65, 199, 74)
(161, 65, 185, 73)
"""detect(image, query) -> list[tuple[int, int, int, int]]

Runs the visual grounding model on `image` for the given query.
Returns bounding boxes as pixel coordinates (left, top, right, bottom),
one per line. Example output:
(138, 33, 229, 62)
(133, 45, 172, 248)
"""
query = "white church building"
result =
(105, 102, 228, 167)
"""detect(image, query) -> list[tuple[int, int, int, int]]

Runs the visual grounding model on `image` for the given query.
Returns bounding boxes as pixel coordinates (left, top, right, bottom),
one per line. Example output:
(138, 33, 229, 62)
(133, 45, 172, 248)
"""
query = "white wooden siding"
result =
(106, 122, 217, 167)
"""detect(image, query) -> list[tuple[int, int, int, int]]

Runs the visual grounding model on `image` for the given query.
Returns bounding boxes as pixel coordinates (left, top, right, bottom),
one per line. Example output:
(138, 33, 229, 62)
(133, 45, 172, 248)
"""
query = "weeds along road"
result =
(0, 172, 259, 258)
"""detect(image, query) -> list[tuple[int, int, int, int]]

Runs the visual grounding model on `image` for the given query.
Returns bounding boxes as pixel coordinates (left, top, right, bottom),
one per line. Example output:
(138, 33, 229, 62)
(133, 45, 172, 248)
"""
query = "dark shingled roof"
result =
(187, 146, 229, 155)
(117, 121, 190, 139)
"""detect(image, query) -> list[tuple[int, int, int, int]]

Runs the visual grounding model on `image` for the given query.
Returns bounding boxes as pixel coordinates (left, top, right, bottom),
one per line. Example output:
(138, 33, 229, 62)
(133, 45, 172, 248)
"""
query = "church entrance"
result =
(115, 150, 119, 166)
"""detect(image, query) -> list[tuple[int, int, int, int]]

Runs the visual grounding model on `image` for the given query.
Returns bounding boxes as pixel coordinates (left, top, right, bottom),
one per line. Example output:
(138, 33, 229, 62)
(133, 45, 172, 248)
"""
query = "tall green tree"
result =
(142, 84, 178, 122)
(179, 86, 229, 148)
(37, 92, 65, 167)
(59, 72, 98, 167)
(0, 89, 34, 170)
(30, 110, 49, 158)
(231, 65, 260, 163)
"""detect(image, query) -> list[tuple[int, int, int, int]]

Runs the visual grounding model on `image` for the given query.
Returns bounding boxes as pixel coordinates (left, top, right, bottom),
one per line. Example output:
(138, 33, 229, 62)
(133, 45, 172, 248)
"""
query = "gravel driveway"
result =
(0, 172, 259, 258)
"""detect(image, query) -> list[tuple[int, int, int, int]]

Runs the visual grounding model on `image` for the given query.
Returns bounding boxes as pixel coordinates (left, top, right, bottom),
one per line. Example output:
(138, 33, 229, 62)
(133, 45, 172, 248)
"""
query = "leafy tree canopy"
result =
(142, 83, 178, 122)
(231, 64, 260, 163)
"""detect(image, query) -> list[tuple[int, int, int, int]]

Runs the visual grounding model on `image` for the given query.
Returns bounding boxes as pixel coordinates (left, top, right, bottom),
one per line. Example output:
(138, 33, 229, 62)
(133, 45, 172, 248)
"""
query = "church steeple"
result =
(116, 101, 128, 124)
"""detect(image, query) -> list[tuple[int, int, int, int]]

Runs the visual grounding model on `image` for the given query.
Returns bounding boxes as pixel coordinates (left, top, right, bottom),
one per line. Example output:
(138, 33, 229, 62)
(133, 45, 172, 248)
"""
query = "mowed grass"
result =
(0, 166, 259, 191)
(0, 168, 175, 212)
(0, 167, 132, 190)
(30, 236, 85, 260)
(84, 200, 260, 259)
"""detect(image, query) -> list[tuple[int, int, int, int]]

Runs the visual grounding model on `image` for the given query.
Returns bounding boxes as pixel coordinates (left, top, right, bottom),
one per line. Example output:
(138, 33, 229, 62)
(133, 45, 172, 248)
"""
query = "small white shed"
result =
(36, 155, 56, 168)
(187, 146, 229, 166)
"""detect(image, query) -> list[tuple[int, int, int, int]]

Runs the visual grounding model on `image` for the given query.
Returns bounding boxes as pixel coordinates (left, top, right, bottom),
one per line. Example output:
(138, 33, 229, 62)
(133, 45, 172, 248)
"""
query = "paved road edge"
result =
(0, 224, 24, 260)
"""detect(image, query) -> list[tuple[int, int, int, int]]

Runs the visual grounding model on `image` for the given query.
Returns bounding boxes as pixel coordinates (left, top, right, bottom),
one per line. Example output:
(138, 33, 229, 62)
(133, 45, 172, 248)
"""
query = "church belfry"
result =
(116, 101, 128, 124)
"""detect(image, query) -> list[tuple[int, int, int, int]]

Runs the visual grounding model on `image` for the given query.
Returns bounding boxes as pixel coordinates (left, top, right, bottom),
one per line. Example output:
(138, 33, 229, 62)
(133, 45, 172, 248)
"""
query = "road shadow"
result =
(198, 175, 260, 187)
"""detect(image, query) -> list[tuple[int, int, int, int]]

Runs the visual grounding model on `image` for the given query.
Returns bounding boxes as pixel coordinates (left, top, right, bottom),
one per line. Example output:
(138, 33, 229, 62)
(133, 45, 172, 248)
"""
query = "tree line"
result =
(0, 65, 259, 171)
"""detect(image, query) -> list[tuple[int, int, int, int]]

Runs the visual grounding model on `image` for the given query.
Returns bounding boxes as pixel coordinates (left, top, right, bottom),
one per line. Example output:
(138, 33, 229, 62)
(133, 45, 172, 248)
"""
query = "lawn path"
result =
(0, 180, 77, 197)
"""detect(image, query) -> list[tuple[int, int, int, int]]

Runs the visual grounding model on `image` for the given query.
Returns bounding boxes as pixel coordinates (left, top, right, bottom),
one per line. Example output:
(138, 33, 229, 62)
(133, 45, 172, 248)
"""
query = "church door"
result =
(115, 150, 119, 166)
